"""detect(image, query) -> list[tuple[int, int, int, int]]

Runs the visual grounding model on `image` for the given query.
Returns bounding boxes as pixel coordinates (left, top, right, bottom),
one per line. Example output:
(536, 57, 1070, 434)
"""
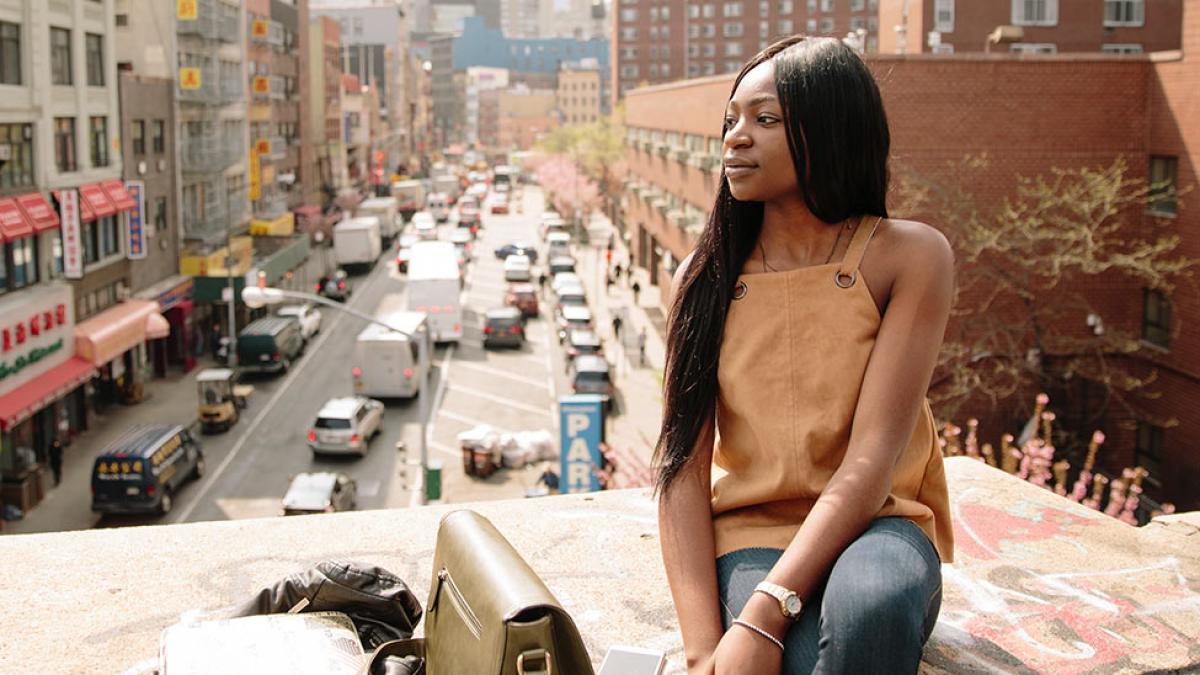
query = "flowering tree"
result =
(531, 154, 602, 219)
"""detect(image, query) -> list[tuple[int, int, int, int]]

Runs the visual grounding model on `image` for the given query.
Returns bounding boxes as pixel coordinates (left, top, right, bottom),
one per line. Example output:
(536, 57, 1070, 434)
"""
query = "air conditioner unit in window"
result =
(696, 154, 718, 171)
(673, 148, 690, 163)
(655, 143, 670, 158)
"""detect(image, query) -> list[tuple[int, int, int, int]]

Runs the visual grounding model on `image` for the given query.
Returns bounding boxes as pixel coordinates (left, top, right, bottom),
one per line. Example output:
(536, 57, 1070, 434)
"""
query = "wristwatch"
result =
(754, 581, 803, 620)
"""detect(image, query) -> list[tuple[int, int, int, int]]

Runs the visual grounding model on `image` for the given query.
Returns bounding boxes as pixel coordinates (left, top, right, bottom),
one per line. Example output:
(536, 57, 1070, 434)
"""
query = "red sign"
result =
(252, 19, 269, 38)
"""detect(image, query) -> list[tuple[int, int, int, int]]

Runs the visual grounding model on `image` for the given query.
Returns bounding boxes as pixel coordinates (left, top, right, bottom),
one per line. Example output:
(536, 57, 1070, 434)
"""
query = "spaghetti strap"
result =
(834, 215, 883, 288)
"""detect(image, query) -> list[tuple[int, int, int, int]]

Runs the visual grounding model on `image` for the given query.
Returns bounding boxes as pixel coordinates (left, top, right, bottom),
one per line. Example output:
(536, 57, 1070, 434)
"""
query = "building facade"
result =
(557, 60, 603, 125)
(307, 15, 346, 206)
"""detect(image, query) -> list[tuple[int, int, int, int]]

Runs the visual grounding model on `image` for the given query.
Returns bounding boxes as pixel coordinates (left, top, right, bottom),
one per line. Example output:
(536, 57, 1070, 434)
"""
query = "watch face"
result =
(784, 595, 803, 616)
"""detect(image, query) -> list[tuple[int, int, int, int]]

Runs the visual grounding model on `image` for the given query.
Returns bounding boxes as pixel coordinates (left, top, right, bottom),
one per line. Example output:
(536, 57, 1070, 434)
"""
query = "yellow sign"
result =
(252, 19, 269, 38)
(255, 139, 271, 155)
(249, 148, 261, 201)
(250, 213, 295, 237)
(179, 67, 201, 90)
(252, 76, 270, 95)
(177, 0, 198, 20)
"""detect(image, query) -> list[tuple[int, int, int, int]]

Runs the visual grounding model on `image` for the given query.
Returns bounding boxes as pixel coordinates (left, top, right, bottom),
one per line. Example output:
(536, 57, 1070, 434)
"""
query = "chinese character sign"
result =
(177, 0, 197, 20)
(253, 76, 270, 95)
(180, 67, 201, 90)
(249, 148, 261, 201)
(126, 181, 146, 260)
(59, 189, 83, 279)
(252, 19, 269, 38)
(559, 395, 606, 493)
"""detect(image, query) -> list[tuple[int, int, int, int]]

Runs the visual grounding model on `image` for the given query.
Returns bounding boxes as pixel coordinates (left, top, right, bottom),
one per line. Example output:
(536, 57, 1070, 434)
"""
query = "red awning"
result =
(0, 357, 97, 430)
(100, 179, 137, 211)
(0, 199, 31, 241)
(14, 192, 60, 232)
(79, 183, 116, 219)
(54, 189, 96, 222)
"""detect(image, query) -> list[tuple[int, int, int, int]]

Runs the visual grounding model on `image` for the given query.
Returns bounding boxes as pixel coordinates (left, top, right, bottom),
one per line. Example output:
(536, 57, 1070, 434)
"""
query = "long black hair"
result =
(653, 36, 892, 496)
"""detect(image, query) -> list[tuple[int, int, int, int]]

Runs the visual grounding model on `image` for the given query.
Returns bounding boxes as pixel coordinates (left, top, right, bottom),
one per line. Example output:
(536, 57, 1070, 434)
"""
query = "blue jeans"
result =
(716, 517, 942, 674)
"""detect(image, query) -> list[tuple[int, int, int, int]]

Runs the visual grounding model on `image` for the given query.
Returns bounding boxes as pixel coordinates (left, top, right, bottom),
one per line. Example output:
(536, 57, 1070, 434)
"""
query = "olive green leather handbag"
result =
(363, 510, 595, 675)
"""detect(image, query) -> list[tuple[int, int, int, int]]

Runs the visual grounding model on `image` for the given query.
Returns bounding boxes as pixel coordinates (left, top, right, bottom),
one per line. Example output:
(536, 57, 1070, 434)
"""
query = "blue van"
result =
(90, 425, 205, 516)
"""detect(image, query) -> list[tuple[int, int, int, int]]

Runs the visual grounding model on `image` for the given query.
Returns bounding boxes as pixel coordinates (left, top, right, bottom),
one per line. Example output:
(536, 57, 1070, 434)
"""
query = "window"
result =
(703, 43, 716, 57)
(818, 17, 833, 32)
(703, 3, 716, 17)
(50, 27, 71, 85)
(1148, 156, 1177, 215)
(780, 0, 794, 12)
(85, 33, 103, 86)
(703, 62, 715, 75)
(1104, 0, 1143, 26)
(868, 16, 878, 31)
(649, 64, 658, 78)
(806, 18, 816, 32)
(662, 7, 671, 19)
(0, 123, 33, 188)
(704, 23, 716, 36)
(7, 237, 36, 290)
(155, 196, 167, 233)
(83, 216, 120, 265)
(620, 8, 637, 21)
(1012, 0, 1057, 26)
(1009, 43, 1057, 53)
(819, 0, 832, 10)
(850, 16, 865, 30)
(807, 0, 817, 11)
(725, 60, 741, 73)
(688, 43, 700, 57)
(0, 21, 20, 85)
(761, 1, 770, 14)
(621, 46, 638, 60)
(661, 25, 671, 37)
(54, 117, 76, 172)
(1101, 43, 1143, 54)
(1141, 288, 1170, 348)
(115, 13, 128, 27)
(689, 24, 701, 38)
(620, 64, 639, 78)
(661, 63, 670, 77)
(90, 116, 109, 168)
(689, 4, 700, 18)
(1134, 421, 1164, 481)
(724, 22, 744, 36)
(650, 6, 659, 20)
(931, 44, 955, 54)
(152, 119, 165, 153)
(850, 0, 864, 9)
(725, 42, 743, 56)
(934, 0, 954, 32)
(130, 120, 144, 155)
(621, 27, 637, 40)
(724, 2, 743, 17)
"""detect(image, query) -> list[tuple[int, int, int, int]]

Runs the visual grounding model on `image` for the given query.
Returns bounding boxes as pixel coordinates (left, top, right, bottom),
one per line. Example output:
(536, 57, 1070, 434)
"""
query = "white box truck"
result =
(391, 179, 425, 222)
(351, 311, 430, 399)
(407, 241, 463, 343)
(355, 197, 400, 246)
(432, 174, 460, 203)
(333, 217, 382, 272)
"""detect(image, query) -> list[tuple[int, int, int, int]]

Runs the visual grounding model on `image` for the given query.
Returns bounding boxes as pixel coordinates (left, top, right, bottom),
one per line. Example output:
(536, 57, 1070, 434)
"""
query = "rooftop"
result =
(1, 458, 1197, 674)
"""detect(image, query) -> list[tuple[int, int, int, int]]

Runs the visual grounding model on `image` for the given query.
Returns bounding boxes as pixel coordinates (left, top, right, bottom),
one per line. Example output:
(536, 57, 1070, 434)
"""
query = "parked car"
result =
(565, 329, 604, 361)
(494, 242, 538, 264)
(90, 425, 205, 516)
(546, 231, 571, 259)
(505, 283, 539, 318)
(316, 271, 350, 302)
(307, 396, 385, 456)
(568, 354, 614, 410)
(238, 317, 305, 374)
(275, 303, 322, 341)
(541, 217, 570, 240)
(483, 307, 526, 349)
(448, 228, 473, 260)
(557, 305, 594, 342)
(490, 193, 510, 214)
(395, 234, 418, 273)
(412, 211, 438, 240)
(555, 284, 588, 314)
(548, 256, 576, 276)
(551, 272, 582, 295)
(503, 254, 532, 282)
(281, 472, 357, 516)
(457, 206, 481, 236)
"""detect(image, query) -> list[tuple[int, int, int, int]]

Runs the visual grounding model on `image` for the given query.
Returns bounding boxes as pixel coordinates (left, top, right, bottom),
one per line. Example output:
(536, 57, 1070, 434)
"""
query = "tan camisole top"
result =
(710, 216, 954, 563)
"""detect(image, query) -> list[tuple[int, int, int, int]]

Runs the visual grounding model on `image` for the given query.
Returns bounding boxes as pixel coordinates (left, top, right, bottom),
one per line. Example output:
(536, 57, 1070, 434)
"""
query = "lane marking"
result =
(452, 360, 552, 391)
(437, 408, 518, 435)
(446, 383, 554, 417)
(175, 257, 391, 523)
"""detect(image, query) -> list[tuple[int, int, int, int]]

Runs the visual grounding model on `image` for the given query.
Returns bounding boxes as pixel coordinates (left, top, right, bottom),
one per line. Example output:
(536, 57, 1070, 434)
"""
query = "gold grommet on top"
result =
(834, 271, 857, 289)
(733, 281, 748, 300)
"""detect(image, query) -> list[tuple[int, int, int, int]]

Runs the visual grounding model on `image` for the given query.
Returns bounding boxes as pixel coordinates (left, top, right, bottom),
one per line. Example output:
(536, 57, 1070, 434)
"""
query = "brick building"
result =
(619, 32, 1199, 508)
(611, 0, 1182, 104)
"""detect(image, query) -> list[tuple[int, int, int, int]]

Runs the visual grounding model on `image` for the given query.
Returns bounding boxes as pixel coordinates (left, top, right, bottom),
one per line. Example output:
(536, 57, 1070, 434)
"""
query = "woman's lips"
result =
(724, 165, 757, 178)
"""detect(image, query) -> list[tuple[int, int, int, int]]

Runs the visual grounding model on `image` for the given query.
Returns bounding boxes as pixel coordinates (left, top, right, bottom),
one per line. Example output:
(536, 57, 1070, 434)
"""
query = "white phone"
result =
(598, 646, 667, 675)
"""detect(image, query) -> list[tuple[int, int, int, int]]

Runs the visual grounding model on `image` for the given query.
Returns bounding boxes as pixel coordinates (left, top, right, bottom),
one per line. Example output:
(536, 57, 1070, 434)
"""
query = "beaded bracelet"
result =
(731, 618, 785, 652)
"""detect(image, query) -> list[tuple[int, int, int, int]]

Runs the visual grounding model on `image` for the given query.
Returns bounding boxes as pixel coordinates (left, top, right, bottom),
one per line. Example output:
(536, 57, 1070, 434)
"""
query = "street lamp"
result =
(241, 285, 434, 503)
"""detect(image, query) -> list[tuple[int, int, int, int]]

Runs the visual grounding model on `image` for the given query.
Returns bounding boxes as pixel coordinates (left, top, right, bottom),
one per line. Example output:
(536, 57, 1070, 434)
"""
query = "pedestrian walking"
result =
(48, 437, 64, 486)
(631, 280, 642, 306)
(625, 264, 633, 284)
(611, 314, 623, 342)
(537, 270, 548, 295)
(605, 273, 615, 294)
(637, 327, 647, 367)
(613, 263, 624, 282)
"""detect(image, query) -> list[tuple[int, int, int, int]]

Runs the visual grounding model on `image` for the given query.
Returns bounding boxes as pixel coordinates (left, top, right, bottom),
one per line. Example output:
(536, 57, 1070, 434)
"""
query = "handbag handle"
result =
(516, 649, 552, 675)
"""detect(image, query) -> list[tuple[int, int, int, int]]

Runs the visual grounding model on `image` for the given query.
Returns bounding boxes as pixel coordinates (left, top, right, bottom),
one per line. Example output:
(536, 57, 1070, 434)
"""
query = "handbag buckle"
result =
(516, 648, 553, 675)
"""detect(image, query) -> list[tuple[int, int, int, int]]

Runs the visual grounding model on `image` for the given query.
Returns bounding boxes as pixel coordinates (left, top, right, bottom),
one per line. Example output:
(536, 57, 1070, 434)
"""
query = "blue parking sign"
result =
(559, 395, 605, 493)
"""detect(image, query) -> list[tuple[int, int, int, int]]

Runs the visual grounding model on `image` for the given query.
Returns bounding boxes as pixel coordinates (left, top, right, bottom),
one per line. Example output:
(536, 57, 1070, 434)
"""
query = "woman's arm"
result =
(660, 420, 724, 672)
(735, 222, 956, 641)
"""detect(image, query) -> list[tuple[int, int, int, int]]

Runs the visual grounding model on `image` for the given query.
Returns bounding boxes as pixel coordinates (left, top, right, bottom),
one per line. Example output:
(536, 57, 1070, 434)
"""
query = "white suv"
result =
(307, 396, 384, 457)
(276, 304, 322, 341)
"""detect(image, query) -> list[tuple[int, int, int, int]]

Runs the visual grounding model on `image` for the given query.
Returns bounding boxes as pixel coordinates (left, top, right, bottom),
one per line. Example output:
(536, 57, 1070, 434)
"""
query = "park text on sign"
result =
(126, 181, 146, 259)
(177, 0, 197, 20)
(59, 189, 83, 279)
(558, 396, 605, 493)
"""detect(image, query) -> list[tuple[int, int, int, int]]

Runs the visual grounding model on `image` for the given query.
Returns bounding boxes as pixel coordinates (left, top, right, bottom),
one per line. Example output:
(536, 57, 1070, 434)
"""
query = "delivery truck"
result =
(391, 179, 425, 222)
(355, 197, 400, 246)
(350, 310, 430, 399)
(406, 241, 463, 343)
(333, 217, 382, 273)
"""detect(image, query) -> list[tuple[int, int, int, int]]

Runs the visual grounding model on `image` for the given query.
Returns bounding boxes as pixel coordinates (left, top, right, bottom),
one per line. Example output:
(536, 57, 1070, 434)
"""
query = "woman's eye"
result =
(723, 117, 736, 129)
(758, 116, 777, 125)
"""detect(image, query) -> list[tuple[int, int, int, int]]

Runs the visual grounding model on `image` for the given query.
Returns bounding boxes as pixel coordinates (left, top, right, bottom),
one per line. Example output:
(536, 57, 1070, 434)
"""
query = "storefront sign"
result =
(177, 0, 197, 20)
(558, 395, 605, 493)
(126, 181, 146, 259)
(59, 189, 83, 279)
(251, 19, 269, 39)
(252, 76, 270, 96)
(0, 285, 74, 395)
(180, 67, 201, 90)
(0, 339, 63, 382)
(249, 147, 261, 200)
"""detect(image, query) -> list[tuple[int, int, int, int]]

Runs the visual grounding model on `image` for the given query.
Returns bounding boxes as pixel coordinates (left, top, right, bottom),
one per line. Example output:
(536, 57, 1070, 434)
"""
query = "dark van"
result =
(91, 425, 205, 516)
(238, 316, 304, 374)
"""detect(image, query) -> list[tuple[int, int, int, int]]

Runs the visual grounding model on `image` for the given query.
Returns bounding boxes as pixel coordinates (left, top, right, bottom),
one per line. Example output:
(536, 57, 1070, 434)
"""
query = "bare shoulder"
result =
(874, 218, 954, 281)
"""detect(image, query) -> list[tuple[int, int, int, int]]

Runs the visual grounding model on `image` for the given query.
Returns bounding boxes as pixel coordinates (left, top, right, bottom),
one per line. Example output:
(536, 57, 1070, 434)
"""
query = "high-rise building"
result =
(557, 59, 603, 125)
(306, 15, 347, 209)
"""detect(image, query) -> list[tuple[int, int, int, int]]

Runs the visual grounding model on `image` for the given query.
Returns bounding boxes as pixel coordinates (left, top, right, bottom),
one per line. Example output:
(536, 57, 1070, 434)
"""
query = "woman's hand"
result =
(712, 625, 783, 675)
(687, 651, 716, 675)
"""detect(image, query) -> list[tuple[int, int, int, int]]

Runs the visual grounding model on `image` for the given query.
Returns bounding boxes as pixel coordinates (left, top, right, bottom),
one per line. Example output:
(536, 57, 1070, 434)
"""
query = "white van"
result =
(407, 241, 463, 343)
(351, 311, 430, 399)
(427, 193, 450, 222)
(355, 197, 400, 245)
(333, 217, 383, 271)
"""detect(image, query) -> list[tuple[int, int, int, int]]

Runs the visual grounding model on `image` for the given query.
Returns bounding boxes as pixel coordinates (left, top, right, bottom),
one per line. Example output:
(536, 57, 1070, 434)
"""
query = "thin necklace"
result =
(759, 219, 854, 272)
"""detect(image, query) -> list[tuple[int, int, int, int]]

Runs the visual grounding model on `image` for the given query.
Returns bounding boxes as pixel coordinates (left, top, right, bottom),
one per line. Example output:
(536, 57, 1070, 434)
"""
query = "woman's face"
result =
(722, 60, 800, 203)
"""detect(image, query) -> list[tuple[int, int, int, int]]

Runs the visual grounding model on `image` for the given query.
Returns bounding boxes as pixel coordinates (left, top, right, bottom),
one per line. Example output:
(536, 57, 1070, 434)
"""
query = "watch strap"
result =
(754, 581, 803, 619)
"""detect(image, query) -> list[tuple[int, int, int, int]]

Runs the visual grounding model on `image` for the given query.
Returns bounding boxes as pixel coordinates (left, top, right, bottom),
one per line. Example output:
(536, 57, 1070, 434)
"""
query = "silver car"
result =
(307, 396, 384, 456)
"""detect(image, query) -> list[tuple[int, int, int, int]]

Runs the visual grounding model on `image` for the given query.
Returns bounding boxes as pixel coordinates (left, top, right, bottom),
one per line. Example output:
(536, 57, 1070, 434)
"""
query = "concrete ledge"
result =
(0, 458, 1197, 674)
